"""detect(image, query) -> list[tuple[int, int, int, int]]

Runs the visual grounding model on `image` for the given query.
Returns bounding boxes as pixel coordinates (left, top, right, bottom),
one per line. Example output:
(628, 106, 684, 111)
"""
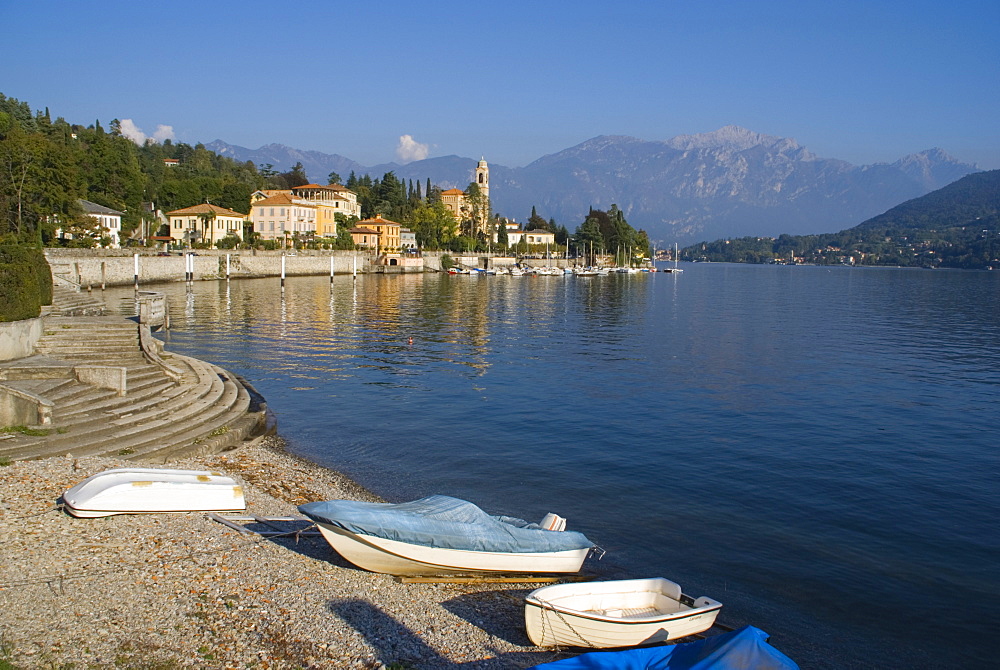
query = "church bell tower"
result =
(476, 157, 489, 200)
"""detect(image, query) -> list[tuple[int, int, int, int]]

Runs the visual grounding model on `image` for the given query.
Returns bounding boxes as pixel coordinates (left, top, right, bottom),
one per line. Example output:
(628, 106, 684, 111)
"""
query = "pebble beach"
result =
(0, 436, 574, 669)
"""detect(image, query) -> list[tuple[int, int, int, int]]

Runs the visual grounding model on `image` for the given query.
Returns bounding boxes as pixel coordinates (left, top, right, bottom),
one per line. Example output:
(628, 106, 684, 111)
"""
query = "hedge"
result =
(0, 245, 53, 322)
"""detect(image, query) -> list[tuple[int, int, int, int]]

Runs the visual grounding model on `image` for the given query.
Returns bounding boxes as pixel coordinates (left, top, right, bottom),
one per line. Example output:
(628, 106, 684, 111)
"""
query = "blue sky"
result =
(4, 0, 998, 169)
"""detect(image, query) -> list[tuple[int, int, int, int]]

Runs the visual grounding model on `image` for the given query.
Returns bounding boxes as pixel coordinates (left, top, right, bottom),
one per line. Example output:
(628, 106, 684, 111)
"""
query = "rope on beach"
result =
(3, 505, 65, 521)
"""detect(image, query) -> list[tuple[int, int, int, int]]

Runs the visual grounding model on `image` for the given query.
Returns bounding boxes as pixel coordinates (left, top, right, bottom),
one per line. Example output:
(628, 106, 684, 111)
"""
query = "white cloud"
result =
(152, 124, 175, 143)
(118, 119, 175, 145)
(396, 134, 429, 163)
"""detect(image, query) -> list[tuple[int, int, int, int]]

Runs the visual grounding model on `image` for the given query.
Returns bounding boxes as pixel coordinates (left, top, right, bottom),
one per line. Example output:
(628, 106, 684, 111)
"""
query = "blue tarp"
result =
(531, 626, 799, 670)
(298, 495, 593, 554)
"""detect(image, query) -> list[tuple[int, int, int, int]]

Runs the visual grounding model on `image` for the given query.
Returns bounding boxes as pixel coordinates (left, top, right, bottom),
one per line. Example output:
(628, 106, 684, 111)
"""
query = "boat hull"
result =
(62, 468, 245, 518)
(314, 522, 590, 576)
(525, 577, 722, 648)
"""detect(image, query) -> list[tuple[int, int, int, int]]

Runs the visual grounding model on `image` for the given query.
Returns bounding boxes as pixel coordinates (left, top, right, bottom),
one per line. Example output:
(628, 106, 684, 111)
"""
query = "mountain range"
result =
(206, 126, 979, 244)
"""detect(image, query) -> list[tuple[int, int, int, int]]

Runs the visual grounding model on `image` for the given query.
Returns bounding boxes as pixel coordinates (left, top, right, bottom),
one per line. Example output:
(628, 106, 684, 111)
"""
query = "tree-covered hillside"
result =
(0, 92, 271, 245)
(683, 170, 1000, 269)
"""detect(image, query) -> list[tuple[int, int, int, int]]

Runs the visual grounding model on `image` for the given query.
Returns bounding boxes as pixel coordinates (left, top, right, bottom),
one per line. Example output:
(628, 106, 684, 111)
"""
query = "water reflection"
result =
(100, 266, 1000, 669)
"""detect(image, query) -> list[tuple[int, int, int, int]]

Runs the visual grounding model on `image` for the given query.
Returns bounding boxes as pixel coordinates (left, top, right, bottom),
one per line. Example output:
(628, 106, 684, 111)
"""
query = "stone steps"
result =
(48, 286, 108, 316)
(0, 356, 257, 462)
(1, 307, 266, 462)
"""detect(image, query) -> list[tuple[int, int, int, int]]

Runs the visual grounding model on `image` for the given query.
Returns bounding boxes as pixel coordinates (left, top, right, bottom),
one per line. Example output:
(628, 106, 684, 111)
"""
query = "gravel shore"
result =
(0, 437, 575, 669)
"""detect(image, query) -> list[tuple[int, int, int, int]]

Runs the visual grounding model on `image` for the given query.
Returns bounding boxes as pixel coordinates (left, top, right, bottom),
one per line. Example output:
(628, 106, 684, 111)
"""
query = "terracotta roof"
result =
(166, 203, 245, 217)
(441, 188, 465, 195)
(349, 227, 381, 234)
(251, 193, 297, 207)
(358, 215, 401, 226)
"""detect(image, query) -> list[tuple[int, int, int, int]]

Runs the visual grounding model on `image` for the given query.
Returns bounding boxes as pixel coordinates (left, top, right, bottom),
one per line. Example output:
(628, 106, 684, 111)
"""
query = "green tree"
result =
(327, 170, 341, 185)
(527, 206, 547, 231)
(281, 162, 309, 188)
(463, 182, 490, 239)
(411, 200, 457, 249)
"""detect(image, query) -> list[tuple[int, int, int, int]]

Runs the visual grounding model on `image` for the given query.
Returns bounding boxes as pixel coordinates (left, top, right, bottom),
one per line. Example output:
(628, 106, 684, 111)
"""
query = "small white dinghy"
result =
(524, 577, 722, 648)
(62, 468, 245, 518)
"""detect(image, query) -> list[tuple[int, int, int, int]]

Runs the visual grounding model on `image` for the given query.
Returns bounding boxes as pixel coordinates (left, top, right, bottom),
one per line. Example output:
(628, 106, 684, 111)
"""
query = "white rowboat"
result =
(525, 577, 722, 648)
(62, 468, 245, 518)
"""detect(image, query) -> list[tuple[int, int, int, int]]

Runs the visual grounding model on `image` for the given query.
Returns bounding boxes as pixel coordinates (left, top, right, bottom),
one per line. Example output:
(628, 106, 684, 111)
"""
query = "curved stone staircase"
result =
(0, 301, 267, 463)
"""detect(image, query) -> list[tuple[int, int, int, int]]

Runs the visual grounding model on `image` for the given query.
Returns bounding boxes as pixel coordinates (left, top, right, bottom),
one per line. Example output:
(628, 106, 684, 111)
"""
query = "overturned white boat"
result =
(62, 468, 246, 518)
(525, 577, 722, 648)
(298, 495, 594, 576)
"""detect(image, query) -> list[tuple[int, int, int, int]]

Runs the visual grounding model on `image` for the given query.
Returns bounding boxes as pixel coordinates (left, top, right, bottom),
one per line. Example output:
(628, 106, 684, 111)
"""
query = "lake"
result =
(104, 263, 1000, 668)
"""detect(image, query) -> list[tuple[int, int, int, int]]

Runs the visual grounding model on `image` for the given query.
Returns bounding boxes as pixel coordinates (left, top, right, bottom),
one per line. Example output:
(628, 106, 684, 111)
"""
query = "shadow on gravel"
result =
(441, 589, 533, 645)
(330, 598, 451, 668)
(329, 598, 567, 669)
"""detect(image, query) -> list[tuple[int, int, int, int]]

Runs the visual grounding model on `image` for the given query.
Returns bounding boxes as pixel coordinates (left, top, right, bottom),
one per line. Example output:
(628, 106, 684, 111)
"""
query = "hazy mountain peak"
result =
(665, 125, 796, 152)
(891, 148, 978, 190)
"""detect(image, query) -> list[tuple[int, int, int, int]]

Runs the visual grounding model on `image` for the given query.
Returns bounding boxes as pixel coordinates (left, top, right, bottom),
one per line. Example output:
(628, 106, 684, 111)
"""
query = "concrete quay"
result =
(0, 287, 267, 463)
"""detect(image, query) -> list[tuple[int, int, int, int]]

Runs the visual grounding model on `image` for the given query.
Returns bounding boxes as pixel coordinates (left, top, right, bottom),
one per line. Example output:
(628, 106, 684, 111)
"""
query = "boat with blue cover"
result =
(299, 495, 594, 575)
(530, 625, 799, 669)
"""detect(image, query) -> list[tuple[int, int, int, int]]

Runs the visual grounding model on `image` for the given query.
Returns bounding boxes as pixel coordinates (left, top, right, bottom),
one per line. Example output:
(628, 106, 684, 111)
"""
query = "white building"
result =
(75, 199, 123, 248)
(507, 229, 555, 246)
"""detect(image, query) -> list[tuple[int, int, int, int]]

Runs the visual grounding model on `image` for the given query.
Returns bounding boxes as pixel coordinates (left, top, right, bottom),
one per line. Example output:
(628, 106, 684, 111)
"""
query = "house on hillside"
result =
(166, 204, 246, 247)
(57, 199, 124, 248)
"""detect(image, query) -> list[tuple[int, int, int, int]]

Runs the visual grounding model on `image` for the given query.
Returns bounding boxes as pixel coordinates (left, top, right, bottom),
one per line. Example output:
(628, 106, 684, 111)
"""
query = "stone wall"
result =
(43, 249, 451, 287)
(0, 317, 43, 362)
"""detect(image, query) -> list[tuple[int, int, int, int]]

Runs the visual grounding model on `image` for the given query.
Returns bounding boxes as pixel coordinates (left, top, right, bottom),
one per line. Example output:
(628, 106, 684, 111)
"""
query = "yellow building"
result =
(356, 215, 402, 252)
(166, 203, 246, 247)
(440, 188, 467, 222)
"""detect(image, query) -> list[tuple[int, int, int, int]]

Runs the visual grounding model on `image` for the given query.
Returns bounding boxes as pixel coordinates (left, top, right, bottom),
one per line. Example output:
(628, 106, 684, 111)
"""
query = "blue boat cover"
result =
(298, 495, 593, 554)
(531, 626, 799, 670)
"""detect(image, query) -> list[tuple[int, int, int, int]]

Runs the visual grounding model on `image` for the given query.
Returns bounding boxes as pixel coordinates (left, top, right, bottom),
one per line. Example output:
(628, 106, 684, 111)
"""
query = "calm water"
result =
(105, 264, 999, 668)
